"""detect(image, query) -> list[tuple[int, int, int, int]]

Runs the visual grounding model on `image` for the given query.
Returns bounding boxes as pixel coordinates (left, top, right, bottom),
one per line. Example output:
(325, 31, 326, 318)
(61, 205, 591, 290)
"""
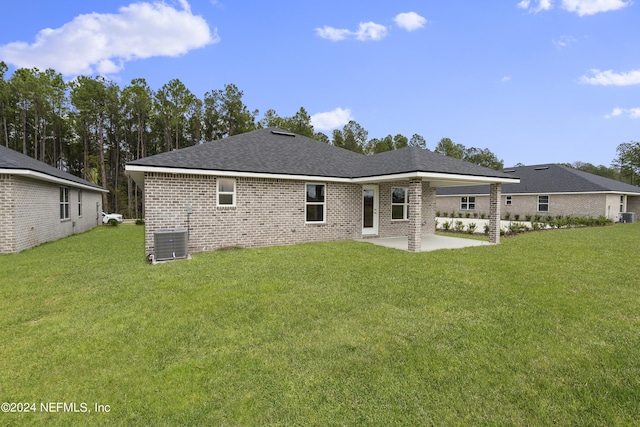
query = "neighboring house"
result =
(126, 128, 519, 255)
(436, 164, 640, 221)
(0, 145, 107, 254)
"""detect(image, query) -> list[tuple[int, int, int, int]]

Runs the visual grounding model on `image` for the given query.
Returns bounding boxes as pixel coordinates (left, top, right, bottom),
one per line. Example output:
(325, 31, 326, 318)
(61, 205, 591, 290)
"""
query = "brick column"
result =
(489, 183, 501, 244)
(423, 182, 436, 236)
(408, 179, 423, 252)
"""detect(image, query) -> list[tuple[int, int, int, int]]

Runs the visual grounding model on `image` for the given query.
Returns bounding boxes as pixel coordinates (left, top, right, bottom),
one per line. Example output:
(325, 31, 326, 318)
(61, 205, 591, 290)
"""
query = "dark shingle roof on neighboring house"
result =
(437, 164, 640, 195)
(127, 128, 516, 182)
(0, 145, 106, 191)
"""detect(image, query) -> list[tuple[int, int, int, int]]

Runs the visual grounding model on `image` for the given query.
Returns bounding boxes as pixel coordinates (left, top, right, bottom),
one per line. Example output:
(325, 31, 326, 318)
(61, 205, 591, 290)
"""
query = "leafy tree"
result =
(203, 83, 258, 140)
(464, 147, 504, 170)
(333, 120, 367, 154)
(434, 137, 464, 159)
(393, 134, 408, 150)
(70, 75, 110, 209)
(154, 78, 197, 151)
(366, 135, 394, 154)
(613, 141, 640, 185)
(435, 137, 503, 170)
(0, 62, 10, 147)
(409, 133, 427, 149)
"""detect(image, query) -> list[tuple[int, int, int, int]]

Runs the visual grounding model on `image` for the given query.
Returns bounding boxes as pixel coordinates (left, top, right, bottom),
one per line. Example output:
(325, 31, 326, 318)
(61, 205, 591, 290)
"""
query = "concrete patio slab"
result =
(357, 234, 492, 252)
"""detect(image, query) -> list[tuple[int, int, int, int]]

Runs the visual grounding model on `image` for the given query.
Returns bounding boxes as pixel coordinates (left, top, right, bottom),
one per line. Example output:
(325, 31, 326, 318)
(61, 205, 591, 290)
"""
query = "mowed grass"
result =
(1, 224, 640, 426)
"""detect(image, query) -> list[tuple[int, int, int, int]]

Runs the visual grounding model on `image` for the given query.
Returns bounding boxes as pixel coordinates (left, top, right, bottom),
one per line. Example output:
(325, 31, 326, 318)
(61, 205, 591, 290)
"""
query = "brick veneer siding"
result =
(408, 179, 423, 252)
(143, 173, 362, 256)
(437, 192, 632, 221)
(0, 175, 103, 254)
(489, 184, 501, 244)
(627, 196, 640, 217)
(0, 175, 16, 253)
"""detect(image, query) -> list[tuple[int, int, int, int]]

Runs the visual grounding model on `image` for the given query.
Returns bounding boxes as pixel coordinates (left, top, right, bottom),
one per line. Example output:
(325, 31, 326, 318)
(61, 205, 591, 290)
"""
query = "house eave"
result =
(351, 171, 520, 186)
(439, 190, 640, 197)
(126, 165, 520, 188)
(1, 168, 108, 193)
(125, 165, 353, 189)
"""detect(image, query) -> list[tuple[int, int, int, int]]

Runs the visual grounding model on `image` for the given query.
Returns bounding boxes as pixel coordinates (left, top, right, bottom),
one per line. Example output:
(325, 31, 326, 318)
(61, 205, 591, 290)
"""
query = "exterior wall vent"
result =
(154, 229, 188, 261)
(620, 212, 637, 223)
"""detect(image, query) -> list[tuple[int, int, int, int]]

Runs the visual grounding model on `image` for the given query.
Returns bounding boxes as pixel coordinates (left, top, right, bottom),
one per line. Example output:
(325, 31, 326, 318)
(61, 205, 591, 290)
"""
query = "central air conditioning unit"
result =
(154, 229, 188, 261)
(620, 212, 637, 223)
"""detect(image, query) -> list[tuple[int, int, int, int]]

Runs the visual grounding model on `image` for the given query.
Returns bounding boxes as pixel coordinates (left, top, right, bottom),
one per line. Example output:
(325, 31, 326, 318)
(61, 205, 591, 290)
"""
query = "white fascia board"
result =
(351, 171, 520, 185)
(124, 165, 353, 183)
(439, 190, 640, 197)
(125, 165, 521, 186)
(2, 168, 108, 193)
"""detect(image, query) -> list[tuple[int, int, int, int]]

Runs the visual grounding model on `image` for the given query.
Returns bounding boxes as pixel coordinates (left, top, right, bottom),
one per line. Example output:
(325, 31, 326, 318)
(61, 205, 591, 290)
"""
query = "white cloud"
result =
(315, 26, 352, 42)
(354, 22, 388, 41)
(580, 69, 640, 86)
(394, 12, 427, 31)
(518, 0, 552, 13)
(310, 108, 353, 131)
(553, 35, 577, 47)
(517, 0, 630, 15)
(501, 75, 512, 82)
(316, 22, 387, 42)
(561, 0, 630, 16)
(0, 1, 217, 76)
(605, 107, 640, 119)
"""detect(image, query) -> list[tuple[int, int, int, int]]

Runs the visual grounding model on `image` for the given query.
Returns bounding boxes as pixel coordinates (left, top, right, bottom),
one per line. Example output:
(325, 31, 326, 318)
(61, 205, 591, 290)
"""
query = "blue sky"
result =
(1, 0, 638, 167)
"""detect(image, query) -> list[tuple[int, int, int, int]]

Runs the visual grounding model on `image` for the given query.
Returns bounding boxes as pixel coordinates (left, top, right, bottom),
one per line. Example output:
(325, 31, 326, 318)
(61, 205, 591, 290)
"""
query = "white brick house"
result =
(0, 145, 107, 254)
(436, 164, 640, 221)
(126, 128, 519, 256)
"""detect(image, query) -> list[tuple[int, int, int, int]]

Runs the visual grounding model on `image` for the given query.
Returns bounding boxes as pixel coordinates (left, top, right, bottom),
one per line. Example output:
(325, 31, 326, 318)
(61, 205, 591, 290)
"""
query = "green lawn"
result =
(1, 224, 639, 425)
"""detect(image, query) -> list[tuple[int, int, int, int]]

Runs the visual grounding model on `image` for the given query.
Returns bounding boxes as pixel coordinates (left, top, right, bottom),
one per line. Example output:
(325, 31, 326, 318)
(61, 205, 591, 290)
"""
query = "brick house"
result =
(436, 164, 640, 221)
(0, 145, 107, 254)
(126, 128, 519, 256)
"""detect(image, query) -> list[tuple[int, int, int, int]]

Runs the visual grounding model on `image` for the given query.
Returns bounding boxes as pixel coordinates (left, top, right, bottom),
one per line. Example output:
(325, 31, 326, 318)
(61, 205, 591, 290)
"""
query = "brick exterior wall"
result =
(0, 174, 16, 253)
(408, 179, 423, 252)
(143, 173, 363, 256)
(0, 175, 103, 254)
(437, 192, 636, 221)
(627, 196, 640, 217)
(489, 184, 501, 244)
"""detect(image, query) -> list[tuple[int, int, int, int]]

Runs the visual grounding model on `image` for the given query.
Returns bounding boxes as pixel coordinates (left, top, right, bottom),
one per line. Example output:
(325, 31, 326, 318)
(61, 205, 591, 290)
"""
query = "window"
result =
(78, 190, 83, 217)
(620, 195, 625, 213)
(217, 178, 236, 206)
(461, 196, 475, 210)
(505, 195, 512, 206)
(306, 183, 325, 223)
(60, 187, 70, 220)
(391, 187, 409, 220)
(538, 195, 549, 212)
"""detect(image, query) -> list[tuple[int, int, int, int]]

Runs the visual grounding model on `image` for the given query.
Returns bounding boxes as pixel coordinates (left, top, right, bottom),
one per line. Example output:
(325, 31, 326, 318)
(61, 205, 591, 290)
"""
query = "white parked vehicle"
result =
(102, 211, 124, 224)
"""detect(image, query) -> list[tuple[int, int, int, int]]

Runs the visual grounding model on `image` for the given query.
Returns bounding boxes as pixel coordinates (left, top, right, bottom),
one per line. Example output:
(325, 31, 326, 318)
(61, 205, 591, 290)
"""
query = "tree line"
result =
(1, 62, 636, 218)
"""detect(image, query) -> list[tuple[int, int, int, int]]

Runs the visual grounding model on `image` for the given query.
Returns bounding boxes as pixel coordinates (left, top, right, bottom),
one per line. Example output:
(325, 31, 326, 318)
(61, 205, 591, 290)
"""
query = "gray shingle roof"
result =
(127, 128, 515, 180)
(437, 164, 640, 195)
(0, 144, 105, 190)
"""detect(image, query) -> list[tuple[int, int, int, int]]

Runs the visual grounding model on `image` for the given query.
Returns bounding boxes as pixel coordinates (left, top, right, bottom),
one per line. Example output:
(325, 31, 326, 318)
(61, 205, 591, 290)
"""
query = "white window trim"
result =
(460, 196, 476, 210)
(217, 178, 236, 207)
(505, 195, 512, 206)
(78, 189, 83, 217)
(305, 182, 326, 224)
(391, 187, 409, 221)
(537, 195, 549, 212)
(60, 187, 70, 220)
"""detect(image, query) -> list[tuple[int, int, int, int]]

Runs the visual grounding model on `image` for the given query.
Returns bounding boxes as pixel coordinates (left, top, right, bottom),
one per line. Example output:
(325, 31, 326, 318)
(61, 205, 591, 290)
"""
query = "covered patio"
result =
(358, 234, 492, 252)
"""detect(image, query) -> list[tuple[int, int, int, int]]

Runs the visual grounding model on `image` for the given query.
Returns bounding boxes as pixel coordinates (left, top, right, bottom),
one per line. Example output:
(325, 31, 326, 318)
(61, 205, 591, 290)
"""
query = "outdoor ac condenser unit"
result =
(620, 212, 637, 223)
(154, 229, 188, 261)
